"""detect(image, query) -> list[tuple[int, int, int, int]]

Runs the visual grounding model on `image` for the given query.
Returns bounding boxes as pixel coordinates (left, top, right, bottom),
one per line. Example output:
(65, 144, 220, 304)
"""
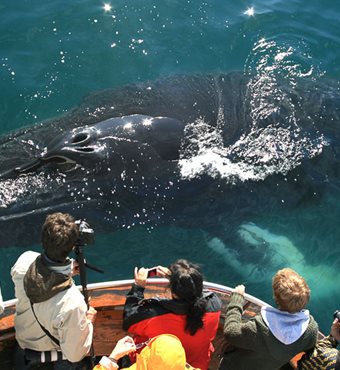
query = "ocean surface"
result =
(1, 0, 340, 334)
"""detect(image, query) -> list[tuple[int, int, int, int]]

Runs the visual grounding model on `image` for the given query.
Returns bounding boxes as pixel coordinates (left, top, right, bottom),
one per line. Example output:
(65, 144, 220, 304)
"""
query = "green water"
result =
(1, 0, 340, 333)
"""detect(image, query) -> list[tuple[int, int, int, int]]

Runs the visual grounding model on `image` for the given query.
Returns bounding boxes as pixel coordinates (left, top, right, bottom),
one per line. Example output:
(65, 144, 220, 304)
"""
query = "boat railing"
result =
(1, 279, 268, 309)
(1, 279, 303, 370)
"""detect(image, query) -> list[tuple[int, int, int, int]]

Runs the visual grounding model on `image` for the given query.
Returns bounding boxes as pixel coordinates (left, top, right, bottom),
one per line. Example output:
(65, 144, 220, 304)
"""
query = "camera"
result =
(333, 310, 340, 321)
(75, 220, 95, 246)
(147, 267, 158, 278)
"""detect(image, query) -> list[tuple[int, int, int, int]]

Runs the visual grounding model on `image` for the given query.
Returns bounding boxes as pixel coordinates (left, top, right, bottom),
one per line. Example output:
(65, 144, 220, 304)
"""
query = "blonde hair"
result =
(272, 268, 310, 313)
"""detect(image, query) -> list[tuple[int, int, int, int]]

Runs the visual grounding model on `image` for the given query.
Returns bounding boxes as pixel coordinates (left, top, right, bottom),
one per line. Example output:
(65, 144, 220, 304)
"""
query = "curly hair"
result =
(41, 212, 79, 262)
(169, 259, 207, 335)
(272, 268, 310, 313)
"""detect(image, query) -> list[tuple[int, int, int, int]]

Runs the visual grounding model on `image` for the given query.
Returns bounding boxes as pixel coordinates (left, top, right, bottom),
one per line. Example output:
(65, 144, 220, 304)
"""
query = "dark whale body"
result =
(0, 72, 340, 248)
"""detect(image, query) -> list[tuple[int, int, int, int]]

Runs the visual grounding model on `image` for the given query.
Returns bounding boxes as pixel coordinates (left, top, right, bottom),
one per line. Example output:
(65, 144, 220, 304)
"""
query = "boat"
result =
(0, 279, 305, 369)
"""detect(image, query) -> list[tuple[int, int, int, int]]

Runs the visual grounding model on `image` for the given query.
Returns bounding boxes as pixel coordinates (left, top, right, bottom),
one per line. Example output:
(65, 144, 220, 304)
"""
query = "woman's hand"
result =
(134, 267, 148, 287)
(109, 336, 136, 361)
(156, 265, 171, 278)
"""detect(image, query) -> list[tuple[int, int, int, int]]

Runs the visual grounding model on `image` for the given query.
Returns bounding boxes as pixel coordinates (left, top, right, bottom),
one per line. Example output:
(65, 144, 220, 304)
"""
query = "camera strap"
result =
(30, 301, 60, 346)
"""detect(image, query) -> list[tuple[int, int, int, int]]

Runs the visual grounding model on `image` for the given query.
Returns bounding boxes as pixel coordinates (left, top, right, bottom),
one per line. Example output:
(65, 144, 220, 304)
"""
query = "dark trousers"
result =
(13, 345, 90, 370)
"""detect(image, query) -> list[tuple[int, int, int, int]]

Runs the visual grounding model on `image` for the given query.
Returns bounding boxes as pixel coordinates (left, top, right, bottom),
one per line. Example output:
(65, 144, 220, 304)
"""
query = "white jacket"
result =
(11, 251, 93, 362)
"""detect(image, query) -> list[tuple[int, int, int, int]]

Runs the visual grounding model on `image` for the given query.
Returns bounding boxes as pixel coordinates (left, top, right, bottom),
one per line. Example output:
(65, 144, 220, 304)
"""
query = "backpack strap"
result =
(30, 301, 60, 346)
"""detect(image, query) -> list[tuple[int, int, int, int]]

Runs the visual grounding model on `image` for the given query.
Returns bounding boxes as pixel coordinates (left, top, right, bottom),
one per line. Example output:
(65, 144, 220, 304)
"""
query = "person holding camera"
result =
(297, 311, 340, 369)
(11, 212, 97, 369)
(123, 259, 222, 370)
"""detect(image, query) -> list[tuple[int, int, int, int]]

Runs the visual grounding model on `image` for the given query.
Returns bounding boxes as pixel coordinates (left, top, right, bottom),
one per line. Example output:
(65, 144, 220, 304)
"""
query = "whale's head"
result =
(0, 114, 185, 247)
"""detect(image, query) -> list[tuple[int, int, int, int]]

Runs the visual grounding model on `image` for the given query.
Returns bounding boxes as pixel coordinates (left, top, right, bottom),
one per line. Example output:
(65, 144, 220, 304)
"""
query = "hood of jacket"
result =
(261, 306, 310, 345)
(23, 254, 73, 303)
(131, 334, 187, 370)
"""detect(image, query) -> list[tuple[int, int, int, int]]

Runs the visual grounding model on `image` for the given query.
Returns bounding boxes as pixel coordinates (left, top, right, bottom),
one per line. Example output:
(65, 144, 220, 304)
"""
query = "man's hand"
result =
(86, 306, 97, 324)
(109, 336, 136, 361)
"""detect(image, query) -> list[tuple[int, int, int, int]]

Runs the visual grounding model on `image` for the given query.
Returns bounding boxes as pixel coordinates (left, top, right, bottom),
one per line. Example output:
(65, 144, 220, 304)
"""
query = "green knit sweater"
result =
(218, 293, 318, 370)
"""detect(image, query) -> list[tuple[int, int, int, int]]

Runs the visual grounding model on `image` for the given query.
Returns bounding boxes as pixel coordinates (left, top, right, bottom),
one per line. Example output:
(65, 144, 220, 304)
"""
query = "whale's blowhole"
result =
(72, 132, 89, 144)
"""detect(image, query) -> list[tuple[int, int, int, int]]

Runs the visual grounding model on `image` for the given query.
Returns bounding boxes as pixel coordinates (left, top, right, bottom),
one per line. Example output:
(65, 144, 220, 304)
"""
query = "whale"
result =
(207, 222, 340, 299)
(0, 72, 340, 249)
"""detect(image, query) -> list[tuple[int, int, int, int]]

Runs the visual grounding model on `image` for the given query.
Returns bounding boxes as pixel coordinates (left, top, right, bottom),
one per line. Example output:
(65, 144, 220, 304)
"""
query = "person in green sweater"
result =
(218, 268, 318, 370)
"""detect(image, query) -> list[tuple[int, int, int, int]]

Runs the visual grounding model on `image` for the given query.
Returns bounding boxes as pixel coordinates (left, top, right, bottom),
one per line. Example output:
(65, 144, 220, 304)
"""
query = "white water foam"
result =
(178, 39, 327, 184)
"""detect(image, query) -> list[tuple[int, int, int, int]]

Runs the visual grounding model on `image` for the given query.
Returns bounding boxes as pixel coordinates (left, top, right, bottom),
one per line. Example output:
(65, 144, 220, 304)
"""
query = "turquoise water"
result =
(1, 0, 340, 334)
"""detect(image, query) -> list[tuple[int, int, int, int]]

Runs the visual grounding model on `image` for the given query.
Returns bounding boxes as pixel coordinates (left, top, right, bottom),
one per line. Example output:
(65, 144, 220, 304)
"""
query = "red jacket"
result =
(123, 284, 221, 370)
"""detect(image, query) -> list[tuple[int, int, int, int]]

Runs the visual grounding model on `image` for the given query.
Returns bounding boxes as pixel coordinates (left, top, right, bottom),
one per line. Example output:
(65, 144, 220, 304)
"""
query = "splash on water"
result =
(178, 38, 327, 184)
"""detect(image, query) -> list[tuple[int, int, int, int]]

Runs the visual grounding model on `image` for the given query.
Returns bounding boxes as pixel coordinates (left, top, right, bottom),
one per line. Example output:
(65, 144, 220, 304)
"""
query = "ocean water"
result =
(1, 0, 340, 334)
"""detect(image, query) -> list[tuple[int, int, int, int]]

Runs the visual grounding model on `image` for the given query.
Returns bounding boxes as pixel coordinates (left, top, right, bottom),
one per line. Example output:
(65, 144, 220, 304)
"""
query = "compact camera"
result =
(147, 267, 158, 278)
(137, 267, 158, 278)
(75, 220, 95, 246)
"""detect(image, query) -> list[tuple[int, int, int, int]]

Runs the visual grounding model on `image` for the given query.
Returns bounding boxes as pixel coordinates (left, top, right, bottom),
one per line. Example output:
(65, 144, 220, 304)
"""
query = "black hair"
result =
(169, 259, 207, 335)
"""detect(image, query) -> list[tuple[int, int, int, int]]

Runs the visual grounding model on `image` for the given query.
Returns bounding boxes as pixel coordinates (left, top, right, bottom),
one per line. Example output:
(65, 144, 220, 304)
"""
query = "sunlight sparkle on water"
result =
(142, 117, 152, 126)
(103, 3, 112, 12)
(244, 7, 255, 16)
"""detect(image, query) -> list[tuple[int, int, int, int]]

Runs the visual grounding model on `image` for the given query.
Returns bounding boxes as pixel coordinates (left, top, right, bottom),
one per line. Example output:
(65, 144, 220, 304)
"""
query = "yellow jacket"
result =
(93, 334, 200, 370)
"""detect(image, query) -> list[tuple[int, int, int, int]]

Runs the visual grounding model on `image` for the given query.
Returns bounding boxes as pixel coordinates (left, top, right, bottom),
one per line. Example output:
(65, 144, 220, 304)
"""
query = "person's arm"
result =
(56, 305, 95, 362)
(314, 336, 338, 350)
(330, 318, 340, 347)
(223, 285, 259, 350)
(123, 266, 171, 331)
(93, 336, 136, 370)
(122, 267, 148, 331)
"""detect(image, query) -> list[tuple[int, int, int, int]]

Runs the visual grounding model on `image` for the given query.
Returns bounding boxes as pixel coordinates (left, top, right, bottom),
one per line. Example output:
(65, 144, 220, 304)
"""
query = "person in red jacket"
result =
(123, 259, 222, 370)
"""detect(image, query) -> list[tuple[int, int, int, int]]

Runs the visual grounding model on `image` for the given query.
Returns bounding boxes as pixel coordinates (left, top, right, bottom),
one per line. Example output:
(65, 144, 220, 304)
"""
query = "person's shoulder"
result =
(18, 250, 40, 262)
(11, 251, 40, 275)
(307, 314, 318, 328)
(49, 283, 87, 312)
(306, 315, 319, 334)
(203, 290, 222, 311)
